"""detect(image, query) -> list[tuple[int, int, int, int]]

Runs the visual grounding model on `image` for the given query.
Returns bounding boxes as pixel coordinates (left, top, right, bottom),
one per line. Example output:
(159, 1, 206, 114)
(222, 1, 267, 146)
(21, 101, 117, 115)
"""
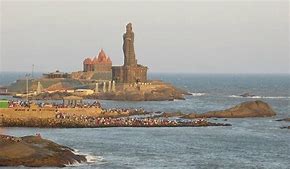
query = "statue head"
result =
(126, 23, 132, 32)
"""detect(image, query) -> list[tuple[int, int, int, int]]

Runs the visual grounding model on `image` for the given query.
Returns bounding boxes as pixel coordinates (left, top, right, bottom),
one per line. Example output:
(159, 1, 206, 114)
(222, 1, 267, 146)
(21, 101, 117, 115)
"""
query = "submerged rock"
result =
(276, 118, 290, 122)
(183, 100, 276, 119)
(239, 93, 255, 97)
(153, 112, 186, 118)
(0, 134, 87, 167)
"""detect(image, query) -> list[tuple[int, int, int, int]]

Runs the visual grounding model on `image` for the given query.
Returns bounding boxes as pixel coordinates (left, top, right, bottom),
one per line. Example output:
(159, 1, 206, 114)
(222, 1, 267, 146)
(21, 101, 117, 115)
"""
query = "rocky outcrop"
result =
(87, 83, 189, 101)
(0, 134, 87, 167)
(153, 112, 186, 118)
(33, 91, 73, 100)
(16, 80, 190, 101)
(239, 93, 255, 97)
(183, 100, 276, 119)
(276, 118, 290, 122)
(276, 118, 290, 129)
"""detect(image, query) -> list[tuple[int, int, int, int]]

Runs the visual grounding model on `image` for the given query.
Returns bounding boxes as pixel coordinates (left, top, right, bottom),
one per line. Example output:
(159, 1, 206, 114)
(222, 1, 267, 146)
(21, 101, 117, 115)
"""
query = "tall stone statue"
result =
(123, 23, 137, 66)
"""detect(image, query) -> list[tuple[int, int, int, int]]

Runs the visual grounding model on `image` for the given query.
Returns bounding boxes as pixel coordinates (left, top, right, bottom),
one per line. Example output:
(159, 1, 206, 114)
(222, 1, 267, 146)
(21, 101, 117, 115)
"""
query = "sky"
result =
(0, 0, 289, 74)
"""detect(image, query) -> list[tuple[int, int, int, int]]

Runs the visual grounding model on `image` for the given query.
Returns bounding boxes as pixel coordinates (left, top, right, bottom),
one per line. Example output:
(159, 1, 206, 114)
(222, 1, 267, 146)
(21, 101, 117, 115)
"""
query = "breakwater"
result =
(0, 117, 231, 128)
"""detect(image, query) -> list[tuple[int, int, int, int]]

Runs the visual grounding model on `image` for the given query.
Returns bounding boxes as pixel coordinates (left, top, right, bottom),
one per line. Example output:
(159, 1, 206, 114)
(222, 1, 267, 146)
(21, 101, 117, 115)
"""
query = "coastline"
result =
(0, 100, 277, 129)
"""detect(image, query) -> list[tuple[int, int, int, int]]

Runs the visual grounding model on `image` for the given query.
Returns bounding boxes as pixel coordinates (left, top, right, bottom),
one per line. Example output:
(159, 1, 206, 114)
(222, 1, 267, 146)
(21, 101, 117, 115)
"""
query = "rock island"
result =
(6, 23, 190, 101)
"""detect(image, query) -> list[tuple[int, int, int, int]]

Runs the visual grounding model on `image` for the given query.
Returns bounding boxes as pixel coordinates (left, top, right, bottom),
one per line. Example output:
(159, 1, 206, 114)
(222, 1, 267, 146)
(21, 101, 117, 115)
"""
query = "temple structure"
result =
(43, 70, 71, 79)
(82, 49, 112, 80)
(112, 23, 148, 83)
(75, 23, 147, 83)
(83, 49, 112, 72)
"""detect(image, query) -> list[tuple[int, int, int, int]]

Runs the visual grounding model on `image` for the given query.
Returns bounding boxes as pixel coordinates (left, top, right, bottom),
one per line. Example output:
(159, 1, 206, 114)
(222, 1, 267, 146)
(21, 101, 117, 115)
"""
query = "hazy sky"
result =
(0, 0, 289, 73)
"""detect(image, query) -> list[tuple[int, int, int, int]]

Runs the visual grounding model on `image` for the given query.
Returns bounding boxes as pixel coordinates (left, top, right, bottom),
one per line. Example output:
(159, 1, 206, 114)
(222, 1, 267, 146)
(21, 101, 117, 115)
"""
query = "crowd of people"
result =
(0, 135, 22, 143)
(3, 100, 230, 128)
(54, 110, 212, 127)
(94, 117, 180, 127)
(8, 100, 30, 108)
(7, 100, 102, 109)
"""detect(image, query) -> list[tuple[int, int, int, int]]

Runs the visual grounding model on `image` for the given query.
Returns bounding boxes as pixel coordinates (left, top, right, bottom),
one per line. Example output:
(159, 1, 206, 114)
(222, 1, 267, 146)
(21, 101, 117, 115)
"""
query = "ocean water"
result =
(1, 73, 290, 169)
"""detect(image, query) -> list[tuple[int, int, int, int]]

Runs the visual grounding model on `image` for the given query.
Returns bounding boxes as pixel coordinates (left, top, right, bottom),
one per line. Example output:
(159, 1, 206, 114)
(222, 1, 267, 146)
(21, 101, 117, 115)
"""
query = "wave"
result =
(86, 154, 104, 163)
(65, 149, 104, 167)
(228, 95, 290, 99)
(190, 92, 206, 96)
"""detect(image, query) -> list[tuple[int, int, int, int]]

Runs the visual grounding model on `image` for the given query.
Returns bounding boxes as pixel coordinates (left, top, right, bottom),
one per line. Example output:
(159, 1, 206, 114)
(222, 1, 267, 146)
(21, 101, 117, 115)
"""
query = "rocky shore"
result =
(0, 134, 86, 167)
(9, 79, 190, 101)
(86, 84, 189, 101)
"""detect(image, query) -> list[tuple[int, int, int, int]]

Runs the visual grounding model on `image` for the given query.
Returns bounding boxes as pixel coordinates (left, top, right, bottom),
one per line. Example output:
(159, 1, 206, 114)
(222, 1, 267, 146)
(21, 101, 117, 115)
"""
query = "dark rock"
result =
(239, 93, 255, 97)
(0, 134, 87, 167)
(153, 112, 186, 118)
(276, 118, 290, 122)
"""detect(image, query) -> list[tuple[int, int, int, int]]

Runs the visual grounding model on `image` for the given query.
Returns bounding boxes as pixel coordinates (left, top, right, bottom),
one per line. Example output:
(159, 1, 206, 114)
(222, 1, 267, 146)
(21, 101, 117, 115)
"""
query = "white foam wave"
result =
(191, 92, 206, 96)
(65, 160, 82, 167)
(64, 149, 104, 166)
(86, 155, 104, 163)
(228, 95, 290, 99)
(228, 95, 241, 98)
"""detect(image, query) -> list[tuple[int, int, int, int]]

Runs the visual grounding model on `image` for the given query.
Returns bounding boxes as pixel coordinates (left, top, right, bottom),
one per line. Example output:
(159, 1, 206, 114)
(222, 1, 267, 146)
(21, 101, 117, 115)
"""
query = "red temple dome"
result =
(92, 56, 98, 64)
(83, 58, 93, 64)
(107, 57, 112, 63)
(96, 49, 112, 64)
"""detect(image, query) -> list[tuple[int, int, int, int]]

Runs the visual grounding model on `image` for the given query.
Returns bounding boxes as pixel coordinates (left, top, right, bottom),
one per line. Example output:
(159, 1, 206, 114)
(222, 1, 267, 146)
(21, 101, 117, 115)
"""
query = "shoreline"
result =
(0, 100, 278, 129)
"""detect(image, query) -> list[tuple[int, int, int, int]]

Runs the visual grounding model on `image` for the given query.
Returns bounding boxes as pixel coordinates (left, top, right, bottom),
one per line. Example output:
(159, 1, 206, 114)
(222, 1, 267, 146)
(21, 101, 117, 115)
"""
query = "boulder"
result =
(183, 100, 276, 119)
(0, 134, 87, 167)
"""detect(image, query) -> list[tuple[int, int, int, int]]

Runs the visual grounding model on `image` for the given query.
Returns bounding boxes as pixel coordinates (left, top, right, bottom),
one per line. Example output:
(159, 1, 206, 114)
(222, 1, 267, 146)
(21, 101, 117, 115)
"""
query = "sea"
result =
(0, 72, 289, 169)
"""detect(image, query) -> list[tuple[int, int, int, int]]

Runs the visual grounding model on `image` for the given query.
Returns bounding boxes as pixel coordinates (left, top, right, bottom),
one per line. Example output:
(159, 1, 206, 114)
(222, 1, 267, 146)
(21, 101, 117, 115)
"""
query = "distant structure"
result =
(0, 87, 9, 95)
(43, 70, 71, 79)
(82, 49, 112, 81)
(36, 81, 43, 94)
(112, 23, 148, 83)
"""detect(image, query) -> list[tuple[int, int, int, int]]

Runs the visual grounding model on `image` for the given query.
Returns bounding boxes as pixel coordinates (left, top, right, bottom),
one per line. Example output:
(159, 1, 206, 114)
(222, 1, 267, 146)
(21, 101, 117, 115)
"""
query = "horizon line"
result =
(0, 71, 289, 75)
